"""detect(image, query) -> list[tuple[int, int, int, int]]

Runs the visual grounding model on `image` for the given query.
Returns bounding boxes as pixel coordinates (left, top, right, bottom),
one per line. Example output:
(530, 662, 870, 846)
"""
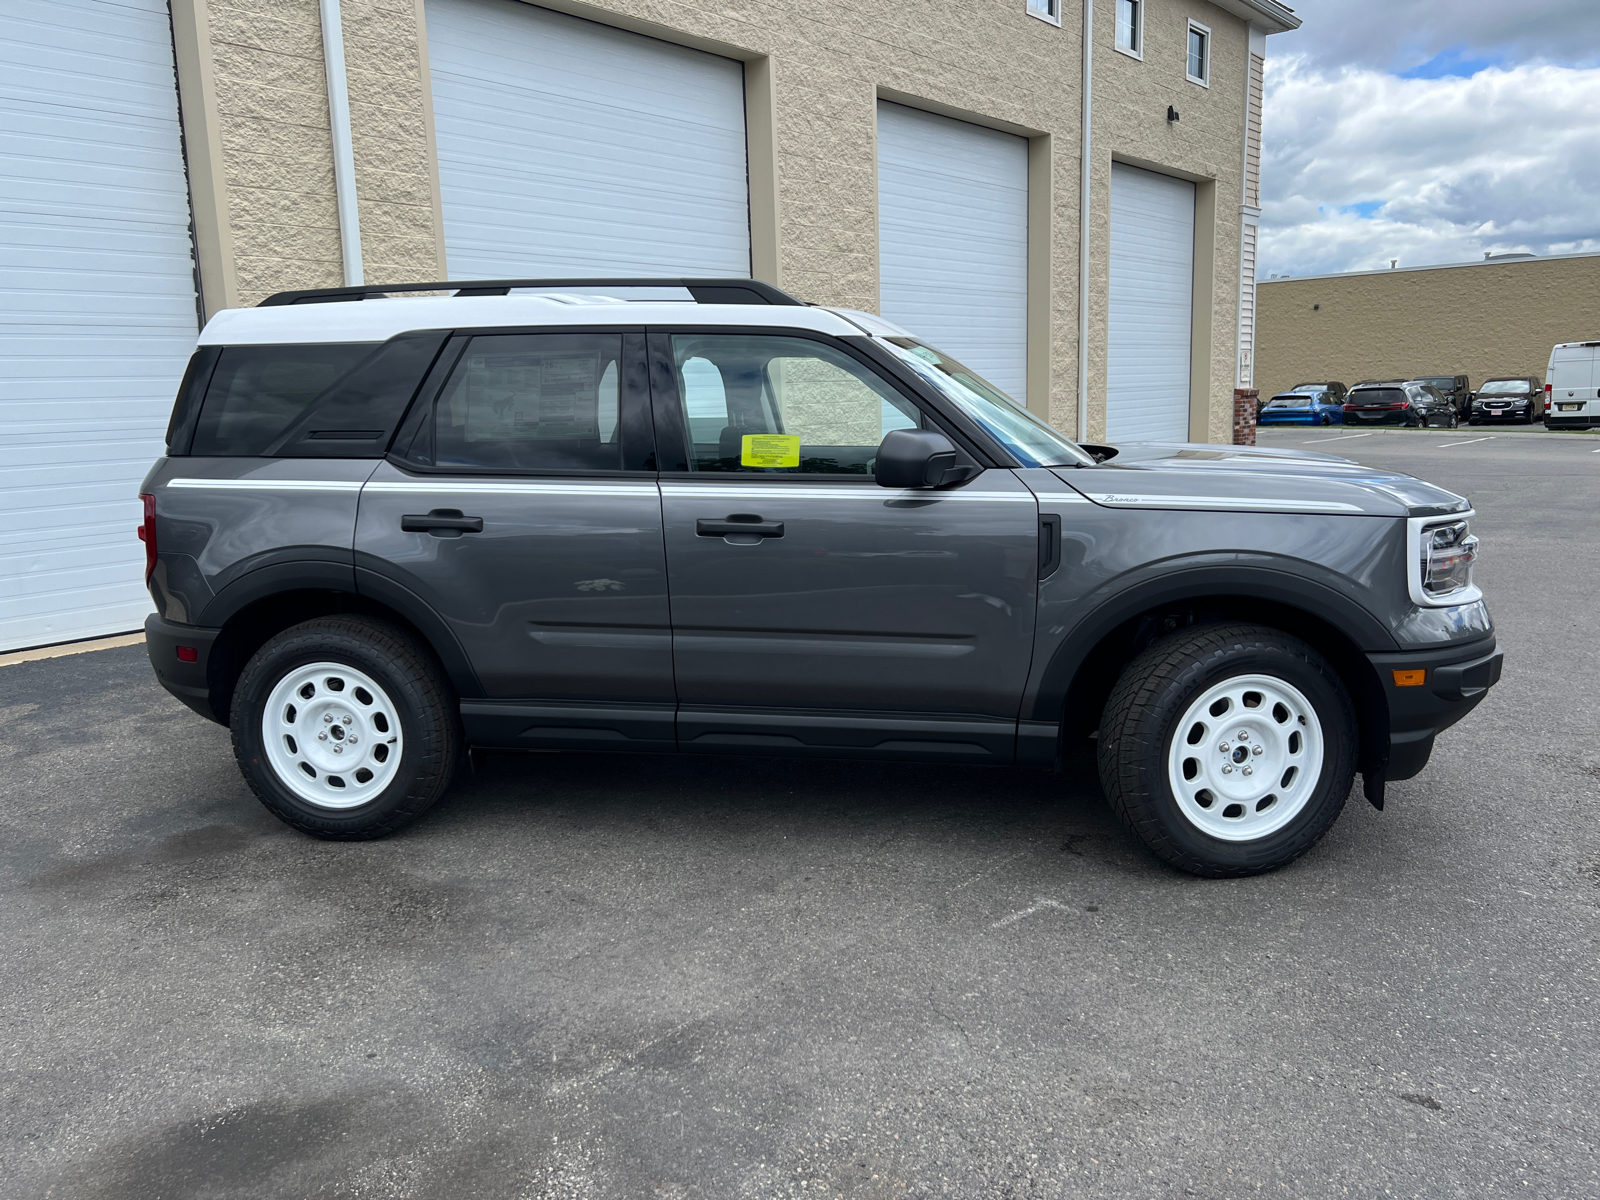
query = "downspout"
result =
(320, 0, 364, 286)
(1076, 0, 1094, 442)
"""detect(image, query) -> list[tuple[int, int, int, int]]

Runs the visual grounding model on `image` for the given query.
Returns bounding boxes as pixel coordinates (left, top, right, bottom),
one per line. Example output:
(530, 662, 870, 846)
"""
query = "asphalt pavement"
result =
(3, 433, 1597, 1198)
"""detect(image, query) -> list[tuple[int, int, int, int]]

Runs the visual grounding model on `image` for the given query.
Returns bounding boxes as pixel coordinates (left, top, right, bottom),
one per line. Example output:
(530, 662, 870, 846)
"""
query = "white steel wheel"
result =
(260, 661, 404, 809)
(1166, 673, 1324, 842)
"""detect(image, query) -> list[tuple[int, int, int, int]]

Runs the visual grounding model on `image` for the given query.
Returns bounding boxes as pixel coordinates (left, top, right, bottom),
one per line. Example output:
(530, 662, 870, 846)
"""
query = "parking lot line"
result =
(1303, 432, 1373, 443)
(1435, 437, 1495, 448)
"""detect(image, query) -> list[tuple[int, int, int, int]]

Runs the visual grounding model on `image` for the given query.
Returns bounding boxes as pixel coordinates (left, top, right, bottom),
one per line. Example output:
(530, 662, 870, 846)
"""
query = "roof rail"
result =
(257, 278, 805, 307)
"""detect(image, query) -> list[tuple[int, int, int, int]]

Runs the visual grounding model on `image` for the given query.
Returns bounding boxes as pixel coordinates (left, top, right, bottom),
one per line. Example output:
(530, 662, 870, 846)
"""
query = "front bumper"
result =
(145, 613, 224, 723)
(1365, 636, 1503, 781)
(1472, 404, 1532, 421)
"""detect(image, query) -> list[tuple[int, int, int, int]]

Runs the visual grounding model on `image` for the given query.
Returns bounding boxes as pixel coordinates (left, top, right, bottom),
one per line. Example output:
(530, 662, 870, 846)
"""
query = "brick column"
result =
(1233, 389, 1259, 446)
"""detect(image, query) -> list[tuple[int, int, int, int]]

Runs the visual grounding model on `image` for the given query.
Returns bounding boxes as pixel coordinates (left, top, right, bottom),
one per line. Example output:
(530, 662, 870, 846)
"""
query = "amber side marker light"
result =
(1392, 669, 1426, 687)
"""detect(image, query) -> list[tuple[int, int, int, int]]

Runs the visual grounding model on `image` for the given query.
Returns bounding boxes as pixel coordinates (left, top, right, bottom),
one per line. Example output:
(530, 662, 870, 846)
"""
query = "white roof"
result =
(199, 294, 866, 346)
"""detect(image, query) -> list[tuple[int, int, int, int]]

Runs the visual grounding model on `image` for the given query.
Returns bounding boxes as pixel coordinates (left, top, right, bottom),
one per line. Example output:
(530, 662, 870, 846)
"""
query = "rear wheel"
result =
(1098, 623, 1357, 877)
(231, 616, 461, 839)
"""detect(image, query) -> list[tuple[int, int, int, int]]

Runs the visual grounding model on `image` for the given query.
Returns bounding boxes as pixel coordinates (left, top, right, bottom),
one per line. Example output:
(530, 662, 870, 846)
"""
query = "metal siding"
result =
(1239, 222, 1258, 385)
(0, 0, 199, 651)
(424, 0, 751, 278)
(876, 102, 1030, 404)
(1107, 163, 1194, 442)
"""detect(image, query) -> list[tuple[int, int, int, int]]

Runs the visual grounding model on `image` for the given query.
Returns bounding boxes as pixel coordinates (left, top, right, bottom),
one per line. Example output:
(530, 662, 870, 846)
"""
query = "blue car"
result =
(1258, 390, 1344, 426)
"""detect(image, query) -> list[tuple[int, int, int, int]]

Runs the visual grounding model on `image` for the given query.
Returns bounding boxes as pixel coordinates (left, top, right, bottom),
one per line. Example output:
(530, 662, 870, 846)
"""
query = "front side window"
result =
(670, 335, 921, 475)
(1116, 0, 1142, 55)
(432, 334, 622, 471)
(1187, 22, 1210, 85)
(881, 338, 1094, 468)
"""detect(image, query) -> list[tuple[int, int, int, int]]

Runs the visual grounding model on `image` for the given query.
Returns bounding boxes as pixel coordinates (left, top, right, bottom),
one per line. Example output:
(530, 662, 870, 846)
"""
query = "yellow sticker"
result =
(741, 433, 800, 468)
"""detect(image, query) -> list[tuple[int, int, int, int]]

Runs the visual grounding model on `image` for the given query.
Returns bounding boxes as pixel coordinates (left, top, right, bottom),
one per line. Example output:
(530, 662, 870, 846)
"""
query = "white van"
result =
(1545, 342, 1599, 429)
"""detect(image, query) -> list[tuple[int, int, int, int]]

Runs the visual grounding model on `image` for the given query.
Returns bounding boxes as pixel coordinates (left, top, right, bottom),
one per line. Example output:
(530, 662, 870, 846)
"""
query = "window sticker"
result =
(741, 433, 800, 468)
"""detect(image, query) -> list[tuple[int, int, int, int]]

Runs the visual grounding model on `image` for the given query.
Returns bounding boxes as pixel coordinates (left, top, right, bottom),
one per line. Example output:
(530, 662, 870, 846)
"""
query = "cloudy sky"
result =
(1259, 0, 1600, 277)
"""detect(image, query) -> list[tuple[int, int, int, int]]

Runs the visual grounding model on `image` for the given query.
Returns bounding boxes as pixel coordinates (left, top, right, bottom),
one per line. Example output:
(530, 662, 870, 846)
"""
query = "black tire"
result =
(231, 616, 461, 839)
(1097, 623, 1357, 878)
(1320, 414, 1331, 426)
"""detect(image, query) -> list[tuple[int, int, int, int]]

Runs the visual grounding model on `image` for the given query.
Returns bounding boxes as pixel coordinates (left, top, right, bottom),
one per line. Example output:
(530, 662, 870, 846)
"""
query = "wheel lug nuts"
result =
(318, 732, 328, 741)
(1252, 745, 1263, 756)
(1238, 731, 1249, 741)
(1242, 766, 1253, 777)
(333, 746, 342, 754)
(342, 715, 352, 725)
(1222, 765, 1233, 774)
(1219, 743, 1231, 753)
(347, 736, 358, 745)
(323, 714, 333, 723)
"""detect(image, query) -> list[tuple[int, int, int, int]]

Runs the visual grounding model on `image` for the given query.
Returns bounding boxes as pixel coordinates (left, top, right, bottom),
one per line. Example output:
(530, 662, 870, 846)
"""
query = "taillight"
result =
(138, 493, 156, 583)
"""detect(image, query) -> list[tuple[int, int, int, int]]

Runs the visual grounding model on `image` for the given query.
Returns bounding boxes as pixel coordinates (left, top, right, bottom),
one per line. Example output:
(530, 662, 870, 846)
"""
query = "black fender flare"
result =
(194, 557, 483, 702)
(1026, 563, 1398, 725)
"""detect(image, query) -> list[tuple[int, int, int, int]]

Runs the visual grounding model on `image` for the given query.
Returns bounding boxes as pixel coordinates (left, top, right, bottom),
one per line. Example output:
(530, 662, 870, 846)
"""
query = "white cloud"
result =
(1258, 58, 1600, 276)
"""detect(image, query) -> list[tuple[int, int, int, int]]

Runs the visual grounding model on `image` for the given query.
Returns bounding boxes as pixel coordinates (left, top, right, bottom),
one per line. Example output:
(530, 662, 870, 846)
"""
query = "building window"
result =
(1186, 20, 1211, 86)
(1115, 0, 1142, 57)
(1026, 0, 1061, 26)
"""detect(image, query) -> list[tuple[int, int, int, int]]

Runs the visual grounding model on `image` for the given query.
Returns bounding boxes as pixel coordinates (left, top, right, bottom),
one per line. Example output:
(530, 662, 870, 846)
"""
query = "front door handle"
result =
(402, 509, 484, 537)
(696, 515, 784, 539)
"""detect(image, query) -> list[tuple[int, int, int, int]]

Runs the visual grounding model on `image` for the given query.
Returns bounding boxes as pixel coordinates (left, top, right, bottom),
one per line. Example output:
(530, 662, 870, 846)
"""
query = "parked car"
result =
(1545, 341, 1600, 430)
(1468, 376, 1542, 424)
(139, 277, 1502, 878)
(1290, 381, 1348, 402)
(1258, 390, 1344, 426)
(1257, 381, 1347, 415)
(1411, 374, 1472, 417)
(1343, 381, 1459, 428)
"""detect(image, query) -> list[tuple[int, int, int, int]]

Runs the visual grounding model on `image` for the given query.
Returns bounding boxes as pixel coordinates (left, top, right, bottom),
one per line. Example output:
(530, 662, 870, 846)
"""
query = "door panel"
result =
(661, 473, 1039, 729)
(357, 467, 672, 705)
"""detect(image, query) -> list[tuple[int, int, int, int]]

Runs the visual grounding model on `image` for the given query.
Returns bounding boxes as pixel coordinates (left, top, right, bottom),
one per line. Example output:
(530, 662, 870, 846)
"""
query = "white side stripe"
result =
(659, 486, 1034, 502)
(1078, 492, 1365, 514)
(167, 478, 365, 492)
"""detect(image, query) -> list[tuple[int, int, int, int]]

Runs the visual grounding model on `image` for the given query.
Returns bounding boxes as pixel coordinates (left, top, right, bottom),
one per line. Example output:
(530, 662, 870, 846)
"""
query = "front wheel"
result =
(1097, 624, 1357, 877)
(231, 616, 461, 839)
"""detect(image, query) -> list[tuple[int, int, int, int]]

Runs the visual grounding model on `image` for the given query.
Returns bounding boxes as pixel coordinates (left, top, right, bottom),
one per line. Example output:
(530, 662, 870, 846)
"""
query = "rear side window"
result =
(433, 334, 624, 471)
(190, 343, 376, 456)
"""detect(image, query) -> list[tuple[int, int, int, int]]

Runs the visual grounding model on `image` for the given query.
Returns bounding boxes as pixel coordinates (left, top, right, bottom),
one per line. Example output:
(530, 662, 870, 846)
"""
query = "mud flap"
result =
(1362, 771, 1385, 811)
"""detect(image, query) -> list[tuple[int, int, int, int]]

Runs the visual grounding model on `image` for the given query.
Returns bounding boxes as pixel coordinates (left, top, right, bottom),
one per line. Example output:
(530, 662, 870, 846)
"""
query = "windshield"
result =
(1480, 379, 1530, 394)
(1290, 383, 1329, 392)
(1417, 377, 1453, 388)
(1267, 396, 1312, 409)
(880, 338, 1094, 467)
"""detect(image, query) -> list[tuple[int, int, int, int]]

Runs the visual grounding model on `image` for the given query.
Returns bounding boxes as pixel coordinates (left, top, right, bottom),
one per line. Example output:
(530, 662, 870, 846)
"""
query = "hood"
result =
(1053, 442, 1469, 518)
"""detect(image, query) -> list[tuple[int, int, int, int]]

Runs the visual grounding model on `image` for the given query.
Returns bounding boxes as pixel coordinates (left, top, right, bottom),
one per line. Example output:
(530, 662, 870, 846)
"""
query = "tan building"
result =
(1256, 251, 1600, 402)
(1, 0, 1297, 649)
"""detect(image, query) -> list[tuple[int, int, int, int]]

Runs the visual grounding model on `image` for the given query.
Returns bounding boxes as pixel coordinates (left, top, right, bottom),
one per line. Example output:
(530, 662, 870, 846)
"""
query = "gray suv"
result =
(140, 279, 1502, 877)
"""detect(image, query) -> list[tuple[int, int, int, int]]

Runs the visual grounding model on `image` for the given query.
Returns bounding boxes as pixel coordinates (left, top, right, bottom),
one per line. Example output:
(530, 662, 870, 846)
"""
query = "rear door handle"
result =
(402, 509, 484, 537)
(696, 516, 784, 539)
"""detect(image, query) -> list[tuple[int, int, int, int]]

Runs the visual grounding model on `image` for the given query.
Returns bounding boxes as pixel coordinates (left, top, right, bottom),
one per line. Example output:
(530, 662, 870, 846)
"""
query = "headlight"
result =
(1406, 512, 1482, 607)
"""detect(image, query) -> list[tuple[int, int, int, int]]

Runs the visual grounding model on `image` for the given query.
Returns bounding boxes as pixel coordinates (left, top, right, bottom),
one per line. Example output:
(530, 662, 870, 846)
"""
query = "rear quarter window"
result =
(190, 343, 377, 456)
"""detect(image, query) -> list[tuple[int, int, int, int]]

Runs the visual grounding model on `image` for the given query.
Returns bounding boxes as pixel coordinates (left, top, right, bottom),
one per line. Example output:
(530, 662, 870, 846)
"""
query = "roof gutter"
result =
(1206, 0, 1301, 34)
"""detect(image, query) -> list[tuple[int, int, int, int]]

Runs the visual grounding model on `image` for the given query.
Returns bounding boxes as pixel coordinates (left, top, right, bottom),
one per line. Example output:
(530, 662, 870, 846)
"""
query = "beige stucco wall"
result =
(173, 0, 1263, 440)
(1257, 254, 1600, 399)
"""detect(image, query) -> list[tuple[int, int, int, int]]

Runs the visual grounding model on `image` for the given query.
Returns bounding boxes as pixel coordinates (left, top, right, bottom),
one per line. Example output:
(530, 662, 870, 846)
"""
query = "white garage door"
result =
(877, 102, 1029, 404)
(1107, 163, 1195, 442)
(0, 0, 199, 651)
(425, 0, 750, 279)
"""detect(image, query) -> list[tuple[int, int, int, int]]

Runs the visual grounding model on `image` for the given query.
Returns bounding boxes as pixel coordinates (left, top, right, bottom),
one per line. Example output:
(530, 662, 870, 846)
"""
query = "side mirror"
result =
(875, 428, 977, 489)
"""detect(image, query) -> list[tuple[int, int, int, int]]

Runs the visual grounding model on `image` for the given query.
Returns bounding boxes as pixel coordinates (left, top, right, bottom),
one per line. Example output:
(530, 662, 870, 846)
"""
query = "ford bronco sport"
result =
(140, 279, 1502, 877)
